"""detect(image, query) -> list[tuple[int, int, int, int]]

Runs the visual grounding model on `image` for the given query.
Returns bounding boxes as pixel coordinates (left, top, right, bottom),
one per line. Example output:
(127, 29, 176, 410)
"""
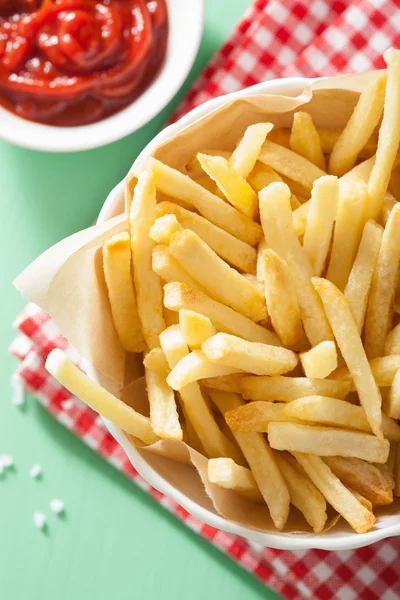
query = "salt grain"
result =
(0, 455, 14, 468)
(49, 498, 65, 514)
(33, 511, 46, 530)
(29, 464, 42, 479)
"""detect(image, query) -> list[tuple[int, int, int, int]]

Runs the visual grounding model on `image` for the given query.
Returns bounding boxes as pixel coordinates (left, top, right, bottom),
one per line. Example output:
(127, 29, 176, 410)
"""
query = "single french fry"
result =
(329, 75, 386, 177)
(240, 375, 351, 402)
(326, 178, 368, 291)
(129, 170, 165, 349)
(294, 453, 376, 533)
(274, 452, 327, 533)
(313, 277, 383, 439)
(145, 366, 182, 440)
(365, 204, 400, 358)
(136, 157, 262, 245)
(346, 488, 373, 512)
(169, 229, 267, 322)
(324, 456, 393, 506)
(102, 232, 145, 353)
(333, 355, 400, 389)
(385, 323, 400, 355)
(166, 349, 242, 391)
(160, 326, 242, 461)
(262, 249, 303, 346)
(374, 443, 396, 490)
(380, 192, 397, 225)
(289, 112, 326, 170)
(248, 164, 302, 210)
(300, 341, 337, 379)
(230, 123, 273, 178)
(202, 332, 298, 376)
(256, 237, 267, 285)
(163, 282, 281, 345)
(201, 374, 244, 393)
(210, 390, 290, 530)
(143, 347, 169, 374)
(185, 150, 231, 177)
(179, 309, 216, 348)
(285, 396, 400, 442)
(207, 458, 263, 503)
(292, 200, 309, 238)
(152, 245, 201, 288)
(302, 176, 339, 276)
(45, 349, 158, 445)
(368, 49, 400, 219)
(156, 202, 257, 274)
(258, 141, 326, 192)
(149, 214, 182, 244)
(197, 153, 258, 219)
(225, 401, 303, 432)
(259, 183, 333, 345)
(344, 220, 383, 334)
(269, 422, 389, 463)
(387, 368, 400, 419)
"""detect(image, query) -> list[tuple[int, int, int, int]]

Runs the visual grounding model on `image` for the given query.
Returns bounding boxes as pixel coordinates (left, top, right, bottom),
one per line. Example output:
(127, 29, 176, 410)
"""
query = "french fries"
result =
(136, 157, 262, 246)
(385, 323, 400, 355)
(364, 204, 400, 358)
(209, 390, 290, 530)
(160, 326, 242, 461)
(248, 164, 301, 209)
(387, 368, 400, 420)
(302, 176, 338, 276)
(259, 183, 333, 345)
(230, 122, 273, 178)
(285, 396, 400, 441)
(293, 453, 376, 533)
(291, 200, 309, 238)
(269, 422, 389, 463)
(152, 245, 201, 288)
(130, 170, 165, 349)
(262, 249, 303, 346)
(201, 374, 244, 393)
(329, 75, 386, 177)
(313, 277, 383, 439)
(197, 153, 258, 219)
(333, 355, 400, 389)
(300, 342, 337, 379)
(169, 229, 267, 322)
(344, 220, 383, 333)
(274, 452, 327, 533)
(326, 178, 368, 291)
(167, 349, 242, 391)
(143, 347, 169, 374)
(225, 401, 301, 432)
(207, 458, 263, 502)
(289, 111, 326, 170)
(202, 332, 298, 376)
(368, 49, 400, 219)
(179, 309, 216, 348)
(102, 232, 145, 353)
(145, 366, 182, 440)
(149, 213, 182, 244)
(45, 349, 158, 445)
(156, 202, 257, 274)
(240, 375, 351, 402)
(324, 456, 393, 506)
(163, 282, 280, 345)
(258, 141, 326, 192)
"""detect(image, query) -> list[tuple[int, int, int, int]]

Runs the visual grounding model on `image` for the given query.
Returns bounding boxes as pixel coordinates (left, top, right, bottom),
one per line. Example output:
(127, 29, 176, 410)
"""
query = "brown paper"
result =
(14, 69, 397, 535)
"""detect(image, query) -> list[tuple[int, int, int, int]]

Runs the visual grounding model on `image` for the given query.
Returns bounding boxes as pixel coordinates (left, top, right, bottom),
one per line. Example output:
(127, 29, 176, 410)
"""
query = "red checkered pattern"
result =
(11, 0, 400, 597)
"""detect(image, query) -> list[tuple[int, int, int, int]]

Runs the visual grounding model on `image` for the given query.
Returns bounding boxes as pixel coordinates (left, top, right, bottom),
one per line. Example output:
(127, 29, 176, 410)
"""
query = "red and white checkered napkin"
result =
(10, 0, 400, 597)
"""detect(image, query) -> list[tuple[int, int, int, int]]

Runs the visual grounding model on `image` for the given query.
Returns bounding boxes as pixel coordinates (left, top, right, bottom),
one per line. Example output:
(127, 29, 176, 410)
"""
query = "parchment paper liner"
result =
(15, 69, 399, 535)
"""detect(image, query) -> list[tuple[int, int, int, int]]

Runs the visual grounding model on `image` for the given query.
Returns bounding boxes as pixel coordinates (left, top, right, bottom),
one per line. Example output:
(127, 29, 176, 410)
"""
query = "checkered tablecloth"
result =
(10, 1, 400, 598)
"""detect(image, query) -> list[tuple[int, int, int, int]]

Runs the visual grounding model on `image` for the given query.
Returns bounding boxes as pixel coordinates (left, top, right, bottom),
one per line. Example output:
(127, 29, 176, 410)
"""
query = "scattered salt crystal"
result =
(61, 399, 74, 410)
(49, 498, 65, 514)
(11, 373, 25, 406)
(33, 511, 46, 530)
(29, 464, 42, 479)
(0, 455, 14, 468)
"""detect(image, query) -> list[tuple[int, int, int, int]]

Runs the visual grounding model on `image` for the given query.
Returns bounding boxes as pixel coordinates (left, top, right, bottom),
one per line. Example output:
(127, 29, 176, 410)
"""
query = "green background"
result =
(0, 2, 281, 599)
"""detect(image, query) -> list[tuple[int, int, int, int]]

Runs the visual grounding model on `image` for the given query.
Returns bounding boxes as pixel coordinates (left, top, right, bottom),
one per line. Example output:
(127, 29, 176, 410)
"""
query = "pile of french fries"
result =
(47, 48, 400, 535)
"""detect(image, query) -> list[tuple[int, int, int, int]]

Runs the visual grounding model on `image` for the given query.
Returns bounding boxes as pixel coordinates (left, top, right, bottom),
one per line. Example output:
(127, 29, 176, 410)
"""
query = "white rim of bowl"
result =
(92, 76, 400, 550)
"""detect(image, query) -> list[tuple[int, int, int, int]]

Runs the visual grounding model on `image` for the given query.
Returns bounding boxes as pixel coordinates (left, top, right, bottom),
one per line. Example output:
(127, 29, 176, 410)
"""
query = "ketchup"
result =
(0, 0, 168, 126)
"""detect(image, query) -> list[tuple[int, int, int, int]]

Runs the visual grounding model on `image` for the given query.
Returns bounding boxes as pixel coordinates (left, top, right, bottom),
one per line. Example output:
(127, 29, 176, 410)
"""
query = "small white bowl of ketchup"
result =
(0, 0, 204, 152)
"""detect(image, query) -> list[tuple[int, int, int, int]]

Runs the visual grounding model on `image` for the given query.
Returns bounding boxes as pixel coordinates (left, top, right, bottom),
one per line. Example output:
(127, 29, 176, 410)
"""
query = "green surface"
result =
(0, 2, 282, 599)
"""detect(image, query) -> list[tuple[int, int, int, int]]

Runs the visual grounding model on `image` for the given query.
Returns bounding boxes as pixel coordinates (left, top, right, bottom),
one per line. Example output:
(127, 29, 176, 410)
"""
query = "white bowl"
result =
(88, 76, 400, 550)
(0, 0, 204, 152)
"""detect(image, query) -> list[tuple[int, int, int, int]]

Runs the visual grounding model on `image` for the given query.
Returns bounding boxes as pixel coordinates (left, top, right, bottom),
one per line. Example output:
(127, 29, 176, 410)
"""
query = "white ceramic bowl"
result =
(88, 76, 400, 550)
(0, 0, 204, 152)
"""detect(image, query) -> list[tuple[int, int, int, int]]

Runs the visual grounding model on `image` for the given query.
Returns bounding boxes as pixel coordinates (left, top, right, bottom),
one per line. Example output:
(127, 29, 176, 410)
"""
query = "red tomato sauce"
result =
(0, 0, 168, 126)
